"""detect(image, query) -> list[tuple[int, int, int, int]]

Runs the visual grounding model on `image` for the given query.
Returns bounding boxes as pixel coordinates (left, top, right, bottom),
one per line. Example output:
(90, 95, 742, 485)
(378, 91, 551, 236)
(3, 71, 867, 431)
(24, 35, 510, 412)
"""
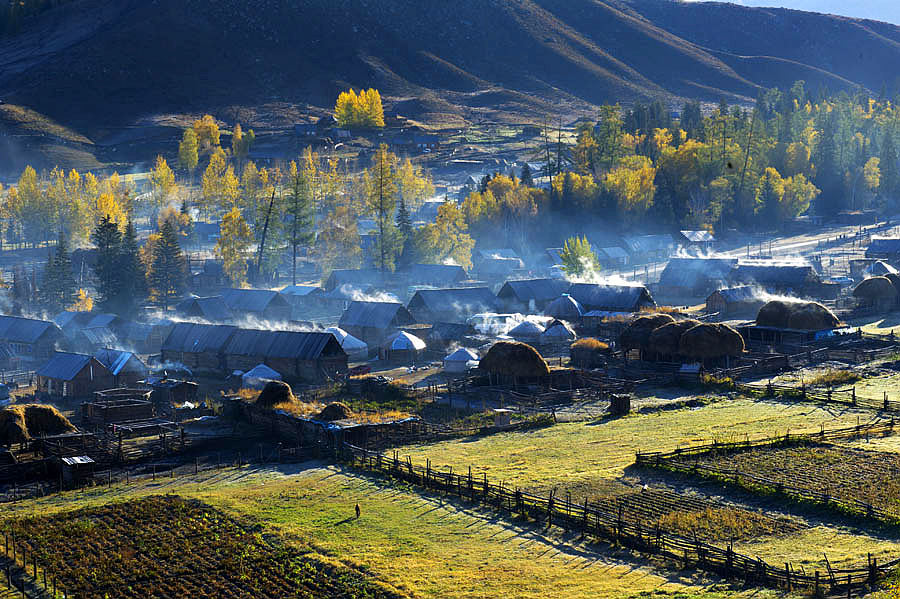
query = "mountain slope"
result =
(1, 0, 900, 173)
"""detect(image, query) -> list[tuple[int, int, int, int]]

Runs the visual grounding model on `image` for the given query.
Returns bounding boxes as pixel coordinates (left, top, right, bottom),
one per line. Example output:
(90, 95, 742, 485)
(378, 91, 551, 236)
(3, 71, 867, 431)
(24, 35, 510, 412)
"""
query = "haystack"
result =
(478, 341, 550, 378)
(619, 314, 675, 351)
(254, 380, 297, 409)
(679, 323, 745, 359)
(853, 276, 898, 302)
(316, 402, 353, 422)
(24, 405, 75, 437)
(756, 300, 840, 331)
(756, 300, 793, 328)
(885, 273, 900, 291)
(0, 406, 27, 446)
(570, 338, 609, 368)
(785, 302, 840, 330)
(0, 404, 75, 446)
(647, 319, 700, 357)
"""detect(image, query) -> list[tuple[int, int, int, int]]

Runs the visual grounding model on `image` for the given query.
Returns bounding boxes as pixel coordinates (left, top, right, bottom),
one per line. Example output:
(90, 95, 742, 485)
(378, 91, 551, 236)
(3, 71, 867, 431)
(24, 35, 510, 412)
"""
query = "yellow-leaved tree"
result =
(603, 155, 657, 225)
(192, 114, 221, 153)
(216, 207, 253, 287)
(334, 88, 385, 128)
(201, 148, 240, 216)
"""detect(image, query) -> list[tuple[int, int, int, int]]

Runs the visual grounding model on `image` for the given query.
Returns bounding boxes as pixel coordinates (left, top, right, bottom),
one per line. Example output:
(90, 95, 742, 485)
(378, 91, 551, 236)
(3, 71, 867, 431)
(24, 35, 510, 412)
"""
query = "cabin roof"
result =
(339, 301, 414, 329)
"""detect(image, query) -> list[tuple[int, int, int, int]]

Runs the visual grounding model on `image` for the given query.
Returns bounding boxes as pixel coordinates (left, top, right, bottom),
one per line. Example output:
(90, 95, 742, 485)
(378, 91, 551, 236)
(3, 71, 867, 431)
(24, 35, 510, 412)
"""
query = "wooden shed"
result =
(35, 352, 114, 399)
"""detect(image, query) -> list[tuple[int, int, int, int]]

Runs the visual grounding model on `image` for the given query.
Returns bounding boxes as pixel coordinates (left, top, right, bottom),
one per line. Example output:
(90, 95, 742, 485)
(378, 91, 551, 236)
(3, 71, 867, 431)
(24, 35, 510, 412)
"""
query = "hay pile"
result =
(853, 276, 899, 302)
(254, 380, 297, 409)
(756, 300, 839, 330)
(679, 323, 745, 359)
(316, 402, 353, 422)
(619, 314, 675, 351)
(0, 406, 27, 445)
(570, 338, 609, 368)
(24, 405, 76, 437)
(0, 404, 75, 446)
(478, 341, 551, 378)
(648, 319, 700, 356)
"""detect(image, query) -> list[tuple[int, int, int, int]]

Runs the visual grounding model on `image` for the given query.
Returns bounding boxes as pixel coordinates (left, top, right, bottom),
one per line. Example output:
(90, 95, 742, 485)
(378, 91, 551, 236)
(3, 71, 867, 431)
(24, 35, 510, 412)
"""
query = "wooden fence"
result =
(342, 442, 893, 595)
(635, 419, 900, 523)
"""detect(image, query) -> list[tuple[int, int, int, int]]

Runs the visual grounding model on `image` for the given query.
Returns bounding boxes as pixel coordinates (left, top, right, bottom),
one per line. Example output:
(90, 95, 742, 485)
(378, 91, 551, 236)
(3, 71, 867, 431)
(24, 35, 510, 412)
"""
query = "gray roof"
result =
(729, 264, 818, 286)
(566, 283, 655, 312)
(708, 286, 759, 303)
(659, 258, 737, 288)
(280, 285, 322, 297)
(339, 302, 415, 329)
(93, 349, 147, 376)
(36, 352, 99, 380)
(224, 330, 344, 360)
(176, 296, 234, 322)
(221, 288, 290, 313)
(0, 315, 62, 345)
(85, 313, 120, 329)
(497, 279, 569, 303)
(598, 247, 629, 260)
(324, 269, 383, 291)
(79, 327, 118, 347)
(407, 287, 498, 315)
(161, 323, 238, 353)
(680, 230, 716, 243)
(622, 234, 673, 254)
(409, 264, 468, 284)
(476, 249, 520, 260)
(545, 294, 584, 318)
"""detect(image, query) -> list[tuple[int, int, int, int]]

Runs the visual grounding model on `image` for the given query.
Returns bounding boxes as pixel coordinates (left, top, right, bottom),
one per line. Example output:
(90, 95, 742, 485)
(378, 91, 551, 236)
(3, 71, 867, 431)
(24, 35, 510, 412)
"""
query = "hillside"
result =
(1, 0, 900, 174)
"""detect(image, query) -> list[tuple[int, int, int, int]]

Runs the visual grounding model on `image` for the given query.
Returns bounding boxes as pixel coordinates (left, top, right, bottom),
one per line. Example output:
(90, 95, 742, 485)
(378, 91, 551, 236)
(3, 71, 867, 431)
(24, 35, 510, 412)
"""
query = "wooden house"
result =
(496, 279, 568, 313)
(339, 301, 416, 347)
(35, 352, 114, 399)
(0, 315, 64, 363)
(93, 349, 149, 387)
(566, 283, 655, 313)
(407, 264, 468, 288)
(705, 286, 764, 317)
(175, 296, 235, 323)
(222, 330, 347, 383)
(407, 287, 498, 324)
(160, 323, 237, 372)
(221, 288, 292, 322)
(657, 258, 737, 296)
(473, 249, 524, 279)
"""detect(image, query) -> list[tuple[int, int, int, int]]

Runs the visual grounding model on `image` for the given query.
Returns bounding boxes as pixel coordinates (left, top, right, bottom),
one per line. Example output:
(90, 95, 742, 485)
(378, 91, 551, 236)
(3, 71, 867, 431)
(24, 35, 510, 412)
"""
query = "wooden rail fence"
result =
(635, 419, 900, 523)
(342, 442, 893, 595)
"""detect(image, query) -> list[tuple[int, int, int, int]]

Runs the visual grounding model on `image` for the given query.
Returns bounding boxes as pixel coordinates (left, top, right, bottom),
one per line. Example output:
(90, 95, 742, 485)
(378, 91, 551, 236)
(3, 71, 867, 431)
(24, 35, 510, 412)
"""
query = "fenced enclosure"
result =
(342, 442, 894, 596)
(635, 419, 900, 523)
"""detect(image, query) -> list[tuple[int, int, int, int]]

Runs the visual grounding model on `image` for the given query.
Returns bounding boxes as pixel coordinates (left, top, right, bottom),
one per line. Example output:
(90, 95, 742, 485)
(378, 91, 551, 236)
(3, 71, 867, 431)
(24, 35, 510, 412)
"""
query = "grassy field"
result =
(395, 397, 879, 489)
(1, 465, 778, 599)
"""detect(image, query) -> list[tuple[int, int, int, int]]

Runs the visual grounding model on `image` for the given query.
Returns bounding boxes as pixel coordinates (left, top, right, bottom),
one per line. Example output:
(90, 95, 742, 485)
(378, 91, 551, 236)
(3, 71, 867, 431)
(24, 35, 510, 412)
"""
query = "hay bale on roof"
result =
(316, 402, 353, 421)
(648, 319, 700, 356)
(478, 341, 550, 378)
(619, 313, 675, 351)
(786, 302, 840, 330)
(853, 276, 898, 301)
(679, 323, 745, 359)
(0, 406, 27, 446)
(255, 380, 297, 409)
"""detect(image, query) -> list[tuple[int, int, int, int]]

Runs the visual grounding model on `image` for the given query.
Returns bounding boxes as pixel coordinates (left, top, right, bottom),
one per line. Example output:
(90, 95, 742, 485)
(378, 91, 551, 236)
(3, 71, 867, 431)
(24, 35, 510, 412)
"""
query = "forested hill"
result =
(1, 0, 900, 131)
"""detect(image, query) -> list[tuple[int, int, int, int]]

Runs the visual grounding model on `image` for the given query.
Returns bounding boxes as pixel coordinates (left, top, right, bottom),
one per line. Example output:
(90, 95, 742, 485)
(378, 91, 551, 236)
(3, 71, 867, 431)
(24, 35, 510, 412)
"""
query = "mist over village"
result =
(4, 1, 900, 598)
